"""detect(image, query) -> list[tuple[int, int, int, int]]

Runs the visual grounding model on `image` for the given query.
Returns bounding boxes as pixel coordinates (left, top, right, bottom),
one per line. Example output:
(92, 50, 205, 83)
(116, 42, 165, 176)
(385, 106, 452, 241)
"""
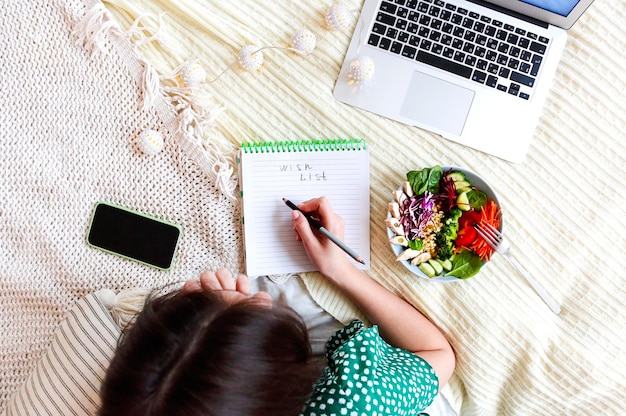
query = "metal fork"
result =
(474, 221, 561, 314)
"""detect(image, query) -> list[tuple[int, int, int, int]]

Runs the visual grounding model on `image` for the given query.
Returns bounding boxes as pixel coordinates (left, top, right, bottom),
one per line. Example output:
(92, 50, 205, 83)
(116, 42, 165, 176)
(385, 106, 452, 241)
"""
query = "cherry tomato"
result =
(458, 210, 481, 229)
(455, 226, 478, 247)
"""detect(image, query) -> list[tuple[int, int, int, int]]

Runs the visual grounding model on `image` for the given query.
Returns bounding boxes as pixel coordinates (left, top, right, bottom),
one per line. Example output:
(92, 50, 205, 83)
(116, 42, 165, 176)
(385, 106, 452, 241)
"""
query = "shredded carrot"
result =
(468, 200, 501, 261)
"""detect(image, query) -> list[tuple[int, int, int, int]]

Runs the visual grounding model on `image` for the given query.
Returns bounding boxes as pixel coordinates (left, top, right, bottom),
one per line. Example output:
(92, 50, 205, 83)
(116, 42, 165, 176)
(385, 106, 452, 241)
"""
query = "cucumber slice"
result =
(447, 172, 466, 182)
(418, 262, 436, 278)
(439, 259, 453, 271)
(457, 192, 471, 211)
(454, 180, 471, 192)
(428, 259, 444, 275)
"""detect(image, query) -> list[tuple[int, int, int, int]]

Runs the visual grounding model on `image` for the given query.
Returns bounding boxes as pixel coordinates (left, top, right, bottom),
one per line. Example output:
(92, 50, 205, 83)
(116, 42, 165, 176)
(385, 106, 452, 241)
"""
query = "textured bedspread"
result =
(1, 0, 624, 414)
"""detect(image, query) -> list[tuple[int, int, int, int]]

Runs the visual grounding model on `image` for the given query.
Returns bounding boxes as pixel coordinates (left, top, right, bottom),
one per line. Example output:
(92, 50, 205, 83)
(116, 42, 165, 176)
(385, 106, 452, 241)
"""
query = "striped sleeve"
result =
(3, 294, 121, 416)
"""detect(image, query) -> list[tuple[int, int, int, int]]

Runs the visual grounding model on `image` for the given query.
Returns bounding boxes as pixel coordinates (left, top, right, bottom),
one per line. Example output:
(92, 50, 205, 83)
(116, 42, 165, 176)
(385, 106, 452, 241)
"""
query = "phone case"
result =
(86, 202, 183, 270)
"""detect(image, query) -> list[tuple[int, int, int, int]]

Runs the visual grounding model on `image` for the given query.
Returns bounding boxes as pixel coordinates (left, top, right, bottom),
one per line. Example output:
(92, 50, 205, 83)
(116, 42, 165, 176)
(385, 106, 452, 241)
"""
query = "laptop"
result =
(333, 0, 594, 162)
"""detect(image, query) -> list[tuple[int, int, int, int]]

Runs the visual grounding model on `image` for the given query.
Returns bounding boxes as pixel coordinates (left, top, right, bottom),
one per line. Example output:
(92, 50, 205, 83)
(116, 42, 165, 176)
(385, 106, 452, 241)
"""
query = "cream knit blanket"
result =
(1, 0, 625, 415)
(0, 0, 243, 410)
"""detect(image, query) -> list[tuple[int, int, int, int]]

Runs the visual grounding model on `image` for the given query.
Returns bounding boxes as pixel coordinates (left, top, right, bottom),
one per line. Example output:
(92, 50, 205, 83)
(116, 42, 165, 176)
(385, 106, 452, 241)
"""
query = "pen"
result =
(282, 198, 366, 265)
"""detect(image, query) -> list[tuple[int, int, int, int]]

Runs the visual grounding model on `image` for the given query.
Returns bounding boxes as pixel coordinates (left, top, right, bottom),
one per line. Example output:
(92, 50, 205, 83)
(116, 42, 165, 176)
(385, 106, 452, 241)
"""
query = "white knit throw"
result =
(0, 0, 243, 409)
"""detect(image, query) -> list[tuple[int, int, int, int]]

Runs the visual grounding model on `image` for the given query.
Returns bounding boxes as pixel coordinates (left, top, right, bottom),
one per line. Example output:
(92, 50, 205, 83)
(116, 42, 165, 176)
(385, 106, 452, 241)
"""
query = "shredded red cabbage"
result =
(399, 191, 436, 240)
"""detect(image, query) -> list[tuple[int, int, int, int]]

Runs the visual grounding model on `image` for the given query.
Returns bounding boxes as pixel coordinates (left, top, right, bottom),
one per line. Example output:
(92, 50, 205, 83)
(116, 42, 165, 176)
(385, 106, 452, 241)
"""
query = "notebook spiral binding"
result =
(241, 139, 366, 153)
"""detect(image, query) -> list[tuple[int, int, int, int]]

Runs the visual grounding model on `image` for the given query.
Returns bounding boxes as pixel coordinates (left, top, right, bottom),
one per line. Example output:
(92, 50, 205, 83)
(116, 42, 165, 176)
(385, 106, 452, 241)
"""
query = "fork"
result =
(474, 221, 561, 315)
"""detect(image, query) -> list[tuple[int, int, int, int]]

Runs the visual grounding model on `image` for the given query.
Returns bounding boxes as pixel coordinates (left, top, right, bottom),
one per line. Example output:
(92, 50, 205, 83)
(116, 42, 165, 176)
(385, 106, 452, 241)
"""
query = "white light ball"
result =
(180, 63, 207, 88)
(238, 45, 264, 72)
(136, 129, 164, 155)
(289, 29, 317, 56)
(325, 4, 352, 31)
(347, 56, 375, 83)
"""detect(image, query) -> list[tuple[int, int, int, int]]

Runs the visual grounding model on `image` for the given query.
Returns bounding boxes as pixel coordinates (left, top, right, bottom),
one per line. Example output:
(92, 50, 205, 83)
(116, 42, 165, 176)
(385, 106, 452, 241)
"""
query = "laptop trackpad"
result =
(400, 71, 474, 136)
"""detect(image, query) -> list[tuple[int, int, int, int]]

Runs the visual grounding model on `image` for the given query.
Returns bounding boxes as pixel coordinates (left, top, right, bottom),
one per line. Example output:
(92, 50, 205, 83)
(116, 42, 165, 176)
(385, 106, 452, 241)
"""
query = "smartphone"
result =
(87, 202, 182, 270)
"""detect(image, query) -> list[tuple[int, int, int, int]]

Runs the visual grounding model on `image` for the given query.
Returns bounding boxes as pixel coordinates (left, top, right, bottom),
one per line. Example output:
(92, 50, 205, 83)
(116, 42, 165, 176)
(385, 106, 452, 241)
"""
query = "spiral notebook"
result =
(238, 139, 370, 276)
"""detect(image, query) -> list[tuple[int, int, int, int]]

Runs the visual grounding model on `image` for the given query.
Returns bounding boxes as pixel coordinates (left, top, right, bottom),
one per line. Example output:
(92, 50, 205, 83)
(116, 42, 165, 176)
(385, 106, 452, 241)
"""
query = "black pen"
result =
(282, 198, 366, 265)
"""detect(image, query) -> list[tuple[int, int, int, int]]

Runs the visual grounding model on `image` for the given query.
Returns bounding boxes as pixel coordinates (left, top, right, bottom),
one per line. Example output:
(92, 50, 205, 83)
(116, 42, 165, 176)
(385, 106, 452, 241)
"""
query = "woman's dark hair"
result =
(99, 289, 319, 416)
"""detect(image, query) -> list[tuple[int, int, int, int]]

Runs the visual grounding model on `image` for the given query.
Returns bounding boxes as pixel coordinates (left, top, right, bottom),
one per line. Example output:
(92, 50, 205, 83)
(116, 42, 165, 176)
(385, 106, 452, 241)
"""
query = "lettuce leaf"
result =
(407, 165, 443, 195)
(445, 250, 483, 279)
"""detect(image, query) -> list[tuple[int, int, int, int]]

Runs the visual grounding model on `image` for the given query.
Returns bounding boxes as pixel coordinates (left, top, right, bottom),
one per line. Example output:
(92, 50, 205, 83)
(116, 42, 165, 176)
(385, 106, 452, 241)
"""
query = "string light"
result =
(180, 62, 207, 88)
(347, 55, 375, 84)
(237, 45, 265, 72)
(136, 129, 164, 155)
(325, 4, 352, 31)
(178, 4, 371, 89)
(289, 29, 317, 56)
(141, 4, 373, 160)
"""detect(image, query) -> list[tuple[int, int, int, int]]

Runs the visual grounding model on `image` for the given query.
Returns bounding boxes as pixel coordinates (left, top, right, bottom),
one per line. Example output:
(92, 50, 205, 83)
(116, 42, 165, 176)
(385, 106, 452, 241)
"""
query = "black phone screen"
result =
(87, 203, 181, 270)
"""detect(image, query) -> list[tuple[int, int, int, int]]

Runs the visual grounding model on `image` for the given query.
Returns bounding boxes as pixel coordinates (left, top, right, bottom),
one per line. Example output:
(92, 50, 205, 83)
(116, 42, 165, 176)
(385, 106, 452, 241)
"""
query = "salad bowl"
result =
(386, 165, 502, 282)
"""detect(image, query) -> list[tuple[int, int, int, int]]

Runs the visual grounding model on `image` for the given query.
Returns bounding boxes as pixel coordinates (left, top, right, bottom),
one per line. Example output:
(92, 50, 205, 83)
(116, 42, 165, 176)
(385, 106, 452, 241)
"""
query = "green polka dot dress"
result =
(300, 320, 439, 416)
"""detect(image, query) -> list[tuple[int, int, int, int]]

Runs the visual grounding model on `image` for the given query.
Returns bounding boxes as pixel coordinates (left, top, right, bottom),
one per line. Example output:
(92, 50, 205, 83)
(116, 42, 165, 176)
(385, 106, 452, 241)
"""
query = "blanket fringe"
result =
(75, 3, 238, 200)
(140, 59, 161, 111)
(160, 61, 227, 141)
(126, 12, 169, 47)
(159, 61, 237, 200)
(122, 13, 238, 200)
(73, 0, 121, 57)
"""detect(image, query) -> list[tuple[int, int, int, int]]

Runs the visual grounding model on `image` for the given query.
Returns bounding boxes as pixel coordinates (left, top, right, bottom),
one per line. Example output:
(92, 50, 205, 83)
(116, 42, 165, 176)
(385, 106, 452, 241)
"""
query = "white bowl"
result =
(387, 166, 501, 282)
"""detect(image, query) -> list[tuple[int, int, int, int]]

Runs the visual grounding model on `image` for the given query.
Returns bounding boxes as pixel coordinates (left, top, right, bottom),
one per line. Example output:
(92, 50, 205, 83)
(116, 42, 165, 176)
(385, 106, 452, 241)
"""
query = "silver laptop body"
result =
(333, 0, 594, 162)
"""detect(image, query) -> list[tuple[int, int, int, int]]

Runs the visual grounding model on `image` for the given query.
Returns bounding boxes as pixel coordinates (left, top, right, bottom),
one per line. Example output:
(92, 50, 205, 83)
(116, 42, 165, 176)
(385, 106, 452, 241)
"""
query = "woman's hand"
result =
(183, 268, 271, 305)
(290, 197, 353, 278)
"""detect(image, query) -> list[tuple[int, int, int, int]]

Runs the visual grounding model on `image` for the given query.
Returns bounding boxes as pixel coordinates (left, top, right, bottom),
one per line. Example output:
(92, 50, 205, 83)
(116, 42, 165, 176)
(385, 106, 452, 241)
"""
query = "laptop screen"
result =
(488, 0, 593, 29)
(519, 0, 580, 17)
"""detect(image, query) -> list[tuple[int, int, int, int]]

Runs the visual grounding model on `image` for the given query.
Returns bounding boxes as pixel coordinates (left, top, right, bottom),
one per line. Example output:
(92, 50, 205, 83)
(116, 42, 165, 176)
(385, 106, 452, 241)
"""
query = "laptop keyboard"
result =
(367, 0, 551, 100)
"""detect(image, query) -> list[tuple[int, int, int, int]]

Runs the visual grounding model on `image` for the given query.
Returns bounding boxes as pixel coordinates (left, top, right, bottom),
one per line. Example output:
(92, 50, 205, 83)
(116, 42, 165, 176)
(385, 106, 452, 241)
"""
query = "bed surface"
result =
(0, 0, 624, 414)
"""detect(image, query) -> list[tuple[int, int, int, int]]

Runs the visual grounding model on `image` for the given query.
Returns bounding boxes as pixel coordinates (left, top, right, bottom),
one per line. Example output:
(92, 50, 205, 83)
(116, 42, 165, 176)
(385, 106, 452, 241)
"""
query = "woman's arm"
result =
(291, 197, 455, 386)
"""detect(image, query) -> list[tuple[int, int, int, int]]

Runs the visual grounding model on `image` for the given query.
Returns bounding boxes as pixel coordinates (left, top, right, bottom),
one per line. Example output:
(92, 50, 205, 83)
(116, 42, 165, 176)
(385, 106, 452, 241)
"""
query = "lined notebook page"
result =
(239, 141, 370, 276)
